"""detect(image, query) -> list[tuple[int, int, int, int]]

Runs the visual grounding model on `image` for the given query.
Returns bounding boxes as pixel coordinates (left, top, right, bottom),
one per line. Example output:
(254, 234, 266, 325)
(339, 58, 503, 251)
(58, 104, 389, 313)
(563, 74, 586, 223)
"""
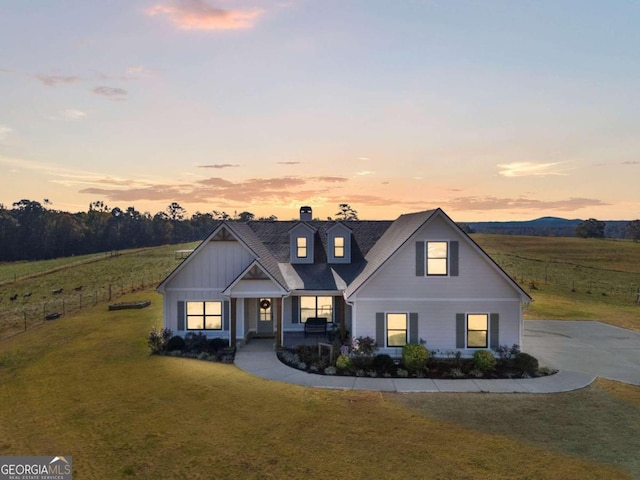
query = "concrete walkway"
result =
(234, 339, 595, 394)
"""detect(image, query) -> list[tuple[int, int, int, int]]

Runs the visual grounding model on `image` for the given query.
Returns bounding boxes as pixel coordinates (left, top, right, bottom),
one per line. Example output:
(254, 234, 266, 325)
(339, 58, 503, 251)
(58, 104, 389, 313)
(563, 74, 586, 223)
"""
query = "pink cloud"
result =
(36, 75, 79, 87)
(146, 0, 264, 30)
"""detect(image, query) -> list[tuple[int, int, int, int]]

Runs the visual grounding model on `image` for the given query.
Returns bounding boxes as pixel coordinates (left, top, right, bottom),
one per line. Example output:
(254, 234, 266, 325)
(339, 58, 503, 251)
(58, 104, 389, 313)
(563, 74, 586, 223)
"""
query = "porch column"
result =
(230, 297, 237, 347)
(275, 297, 282, 348)
(337, 296, 346, 338)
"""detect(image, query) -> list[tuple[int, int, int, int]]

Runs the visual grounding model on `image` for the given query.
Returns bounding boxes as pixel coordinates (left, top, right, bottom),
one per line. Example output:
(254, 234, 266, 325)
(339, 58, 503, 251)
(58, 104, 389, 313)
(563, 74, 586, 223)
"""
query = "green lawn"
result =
(1, 290, 637, 479)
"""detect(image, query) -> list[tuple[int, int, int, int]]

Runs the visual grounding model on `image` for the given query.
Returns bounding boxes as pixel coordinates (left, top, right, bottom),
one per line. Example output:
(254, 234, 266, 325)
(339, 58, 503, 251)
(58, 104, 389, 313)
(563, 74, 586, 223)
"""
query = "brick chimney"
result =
(299, 206, 312, 221)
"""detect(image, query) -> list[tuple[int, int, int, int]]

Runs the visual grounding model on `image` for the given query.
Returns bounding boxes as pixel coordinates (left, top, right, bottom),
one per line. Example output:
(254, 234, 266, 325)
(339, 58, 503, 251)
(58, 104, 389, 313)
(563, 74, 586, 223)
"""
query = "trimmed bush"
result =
(514, 352, 539, 374)
(207, 337, 229, 352)
(402, 344, 429, 373)
(336, 354, 351, 370)
(184, 332, 208, 353)
(473, 350, 497, 373)
(372, 354, 396, 374)
(166, 335, 186, 352)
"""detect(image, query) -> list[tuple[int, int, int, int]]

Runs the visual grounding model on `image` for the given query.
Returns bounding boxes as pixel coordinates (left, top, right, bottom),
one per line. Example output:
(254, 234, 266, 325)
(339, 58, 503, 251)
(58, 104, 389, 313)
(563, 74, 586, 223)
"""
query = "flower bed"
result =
(147, 328, 235, 363)
(277, 339, 555, 380)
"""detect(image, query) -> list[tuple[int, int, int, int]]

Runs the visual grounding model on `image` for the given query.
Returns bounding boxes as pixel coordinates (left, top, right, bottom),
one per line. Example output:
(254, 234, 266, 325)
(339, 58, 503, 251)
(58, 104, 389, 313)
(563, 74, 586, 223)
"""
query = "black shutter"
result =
(334, 295, 343, 325)
(223, 301, 230, 330)
(450, 241, 459, 276)
(291, 296, 299, 324)
(177, 301, 185, 331)
(409, 313, 418, 344)
(490, 313, 499, 349)
(415, 242, 425, 276)
(456, 313, 465, 349)
(376, 312, 385, 347)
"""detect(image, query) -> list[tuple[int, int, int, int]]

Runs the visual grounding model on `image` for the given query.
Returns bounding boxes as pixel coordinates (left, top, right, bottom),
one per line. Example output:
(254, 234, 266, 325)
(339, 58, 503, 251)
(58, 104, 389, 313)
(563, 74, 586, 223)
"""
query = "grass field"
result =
(473, 234, 640, 331)
(1, 235, 639, 478)
(1, 290, 638, 479)
(0, 243, 198, 339)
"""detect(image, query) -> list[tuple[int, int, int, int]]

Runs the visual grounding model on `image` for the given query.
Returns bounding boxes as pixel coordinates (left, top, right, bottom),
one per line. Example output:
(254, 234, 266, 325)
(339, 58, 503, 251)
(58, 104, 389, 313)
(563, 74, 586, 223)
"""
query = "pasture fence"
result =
(493, 253, 640, 300)
(0, 273, 164, 341)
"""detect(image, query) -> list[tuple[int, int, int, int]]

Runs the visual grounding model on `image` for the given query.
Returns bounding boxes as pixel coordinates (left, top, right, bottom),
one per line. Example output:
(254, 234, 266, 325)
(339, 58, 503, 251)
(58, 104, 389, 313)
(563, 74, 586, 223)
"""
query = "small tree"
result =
(575, 218, 605, 238)
(626, 220, 640, 241)
(335, 203, 359, 221)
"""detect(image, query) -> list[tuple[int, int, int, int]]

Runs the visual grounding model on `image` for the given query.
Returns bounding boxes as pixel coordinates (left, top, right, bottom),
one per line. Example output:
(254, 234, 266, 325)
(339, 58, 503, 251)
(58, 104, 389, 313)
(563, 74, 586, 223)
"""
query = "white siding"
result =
(166, 240, 255, 290)
(352, 215, 523, 355)
(355, 299, 521, 356)
(229, 279, 283, 297)
(356, 216, 519, 300)
(162, 239, 255, 336)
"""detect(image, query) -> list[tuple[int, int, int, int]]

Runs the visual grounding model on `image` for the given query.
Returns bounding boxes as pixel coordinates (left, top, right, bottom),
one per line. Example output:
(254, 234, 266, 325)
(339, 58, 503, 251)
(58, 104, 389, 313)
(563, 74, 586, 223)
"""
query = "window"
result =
(467, 314, 488, 348)
(300, 296, 333, 323)
(426, 241, 448, 276)
(296, 236, 307, 258)
(259, 298, 272, 322)
(334, 236, 345, 258)
(386, 313, 407, 347)
(186, 301, 222, 330)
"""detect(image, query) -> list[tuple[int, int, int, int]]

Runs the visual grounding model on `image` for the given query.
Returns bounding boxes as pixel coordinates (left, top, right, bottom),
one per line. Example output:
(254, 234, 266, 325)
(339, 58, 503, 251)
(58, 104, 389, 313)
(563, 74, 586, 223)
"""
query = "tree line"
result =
(0, 199, 276, 262)
(0, 200, 362, 262)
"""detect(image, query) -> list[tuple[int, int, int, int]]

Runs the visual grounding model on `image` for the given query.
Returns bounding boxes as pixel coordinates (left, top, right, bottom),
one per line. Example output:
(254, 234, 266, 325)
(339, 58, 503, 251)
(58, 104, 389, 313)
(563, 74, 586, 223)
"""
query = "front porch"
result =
(230, 294, 349, 349)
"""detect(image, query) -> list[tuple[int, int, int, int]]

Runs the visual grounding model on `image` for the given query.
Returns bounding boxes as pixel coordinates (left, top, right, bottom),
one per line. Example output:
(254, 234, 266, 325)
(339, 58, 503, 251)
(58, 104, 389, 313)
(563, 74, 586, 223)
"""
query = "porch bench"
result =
(304, 317, 328, 338)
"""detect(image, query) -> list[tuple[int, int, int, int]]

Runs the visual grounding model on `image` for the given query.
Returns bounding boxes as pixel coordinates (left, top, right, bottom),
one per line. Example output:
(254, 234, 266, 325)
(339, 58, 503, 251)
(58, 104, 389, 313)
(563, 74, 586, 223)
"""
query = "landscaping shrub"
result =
(514, 352, 539, 374)
(402, 343, 429, 373)
(184, 332, 208, 353)
(351, 336, 377, 356)
(336, 354, 351, 370)
(372, 354, 396, 374)
(473, 350, 497, 373)
(207, 338, 229, 352)
(166, 335, 186, 352)
(350, 355, 374, 371)
(148, 327, 172, 354)
(295, 346, 321, 366)
(495, 344, 521, 360)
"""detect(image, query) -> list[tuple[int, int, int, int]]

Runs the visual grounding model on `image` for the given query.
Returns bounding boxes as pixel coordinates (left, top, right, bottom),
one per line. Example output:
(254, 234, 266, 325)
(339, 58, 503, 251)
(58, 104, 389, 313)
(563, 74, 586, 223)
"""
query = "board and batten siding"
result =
(166, 240, 255, 290)
(355, 215, 520, 300)
(351, 215, 523, 354)
(355, 300, 522, 355)
(162, 240, 255, 335)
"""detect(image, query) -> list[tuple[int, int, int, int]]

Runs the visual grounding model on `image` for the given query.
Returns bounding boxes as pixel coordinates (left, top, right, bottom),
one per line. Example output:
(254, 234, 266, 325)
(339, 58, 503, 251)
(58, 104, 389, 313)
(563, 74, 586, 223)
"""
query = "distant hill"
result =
(466, 217, 630, 238)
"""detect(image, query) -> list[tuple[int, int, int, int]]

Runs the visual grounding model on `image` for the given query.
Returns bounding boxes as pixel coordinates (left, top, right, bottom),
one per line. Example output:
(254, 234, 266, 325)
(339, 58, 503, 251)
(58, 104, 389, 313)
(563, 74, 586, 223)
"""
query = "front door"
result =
(257, 298, 274, 336)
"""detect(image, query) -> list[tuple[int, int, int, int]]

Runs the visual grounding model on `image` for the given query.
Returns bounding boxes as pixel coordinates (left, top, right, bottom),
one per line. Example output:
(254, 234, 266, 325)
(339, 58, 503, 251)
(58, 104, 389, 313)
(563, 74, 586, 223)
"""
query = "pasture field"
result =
(473, 234, 640, 331)
(1, 290, 638, 479)
(0, 242, 198, 339)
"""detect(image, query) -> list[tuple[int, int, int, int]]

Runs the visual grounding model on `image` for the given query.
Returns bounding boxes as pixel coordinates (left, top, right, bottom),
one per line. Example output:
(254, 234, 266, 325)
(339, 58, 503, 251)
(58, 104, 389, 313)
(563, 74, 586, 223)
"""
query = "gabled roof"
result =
(344, 208, 531, 302)
(157, 210, 531, 302)
(222, 259, 288, 296)
(156, 221, 288, 292)
(344, 210, 437, 298)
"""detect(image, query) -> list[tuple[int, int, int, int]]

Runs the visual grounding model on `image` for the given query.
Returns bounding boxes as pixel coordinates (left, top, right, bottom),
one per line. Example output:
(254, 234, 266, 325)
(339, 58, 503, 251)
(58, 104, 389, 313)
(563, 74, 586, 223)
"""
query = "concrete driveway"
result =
(524, 320, 640, 386)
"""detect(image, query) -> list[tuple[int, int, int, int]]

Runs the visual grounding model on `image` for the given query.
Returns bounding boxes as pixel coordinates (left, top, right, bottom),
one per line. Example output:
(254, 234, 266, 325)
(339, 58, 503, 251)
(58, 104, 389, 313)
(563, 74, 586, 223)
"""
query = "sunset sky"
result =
(1, 0, 638, 221)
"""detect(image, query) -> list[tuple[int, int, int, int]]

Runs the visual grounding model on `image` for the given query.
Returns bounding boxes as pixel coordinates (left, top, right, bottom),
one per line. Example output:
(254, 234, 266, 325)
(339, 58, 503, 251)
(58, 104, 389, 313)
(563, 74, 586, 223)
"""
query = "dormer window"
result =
(327, 222, 352, 264)
(289, 222, 315, 264)
(296, 237, 307, 258)
(334, 236, 345, 258)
